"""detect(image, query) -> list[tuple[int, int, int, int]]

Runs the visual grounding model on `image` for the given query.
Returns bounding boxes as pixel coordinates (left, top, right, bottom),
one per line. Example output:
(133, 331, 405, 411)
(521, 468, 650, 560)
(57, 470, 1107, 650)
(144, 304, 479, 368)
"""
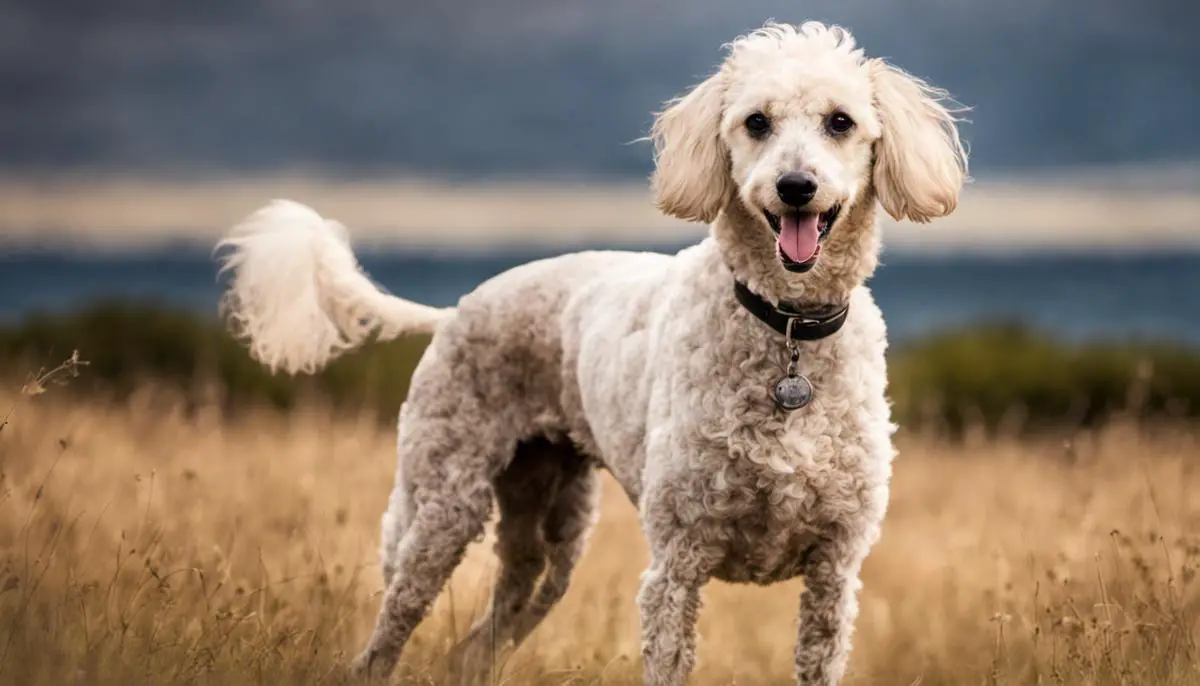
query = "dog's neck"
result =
(713, 192, 882, 309)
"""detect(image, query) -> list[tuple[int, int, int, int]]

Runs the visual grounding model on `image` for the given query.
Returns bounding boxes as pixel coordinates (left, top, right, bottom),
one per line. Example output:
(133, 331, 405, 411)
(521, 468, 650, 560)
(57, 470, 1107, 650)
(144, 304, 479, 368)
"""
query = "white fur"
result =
(870, 60, 969, 222)
(216, 199, 452, 374)
(651, 74, 735, 223)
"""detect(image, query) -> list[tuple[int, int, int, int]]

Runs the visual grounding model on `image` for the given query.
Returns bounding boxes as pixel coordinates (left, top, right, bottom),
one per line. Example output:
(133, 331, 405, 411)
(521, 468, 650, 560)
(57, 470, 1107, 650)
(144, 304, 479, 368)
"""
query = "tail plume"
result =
(216, 200, 452, 374)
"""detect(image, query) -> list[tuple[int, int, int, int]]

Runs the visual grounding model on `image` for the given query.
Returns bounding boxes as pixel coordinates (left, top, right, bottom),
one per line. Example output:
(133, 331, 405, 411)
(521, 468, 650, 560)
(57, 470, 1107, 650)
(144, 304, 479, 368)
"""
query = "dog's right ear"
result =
(650, 72, 734, 224)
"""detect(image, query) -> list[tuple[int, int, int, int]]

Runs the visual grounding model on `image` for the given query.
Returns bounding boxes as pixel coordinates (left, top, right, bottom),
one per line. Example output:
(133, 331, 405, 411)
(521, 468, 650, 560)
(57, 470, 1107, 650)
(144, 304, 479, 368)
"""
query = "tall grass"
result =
(1, 386, 1198, 685)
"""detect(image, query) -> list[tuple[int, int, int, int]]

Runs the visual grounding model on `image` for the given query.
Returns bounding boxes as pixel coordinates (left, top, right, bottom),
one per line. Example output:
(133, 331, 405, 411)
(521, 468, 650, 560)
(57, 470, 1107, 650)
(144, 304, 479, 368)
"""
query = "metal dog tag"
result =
(772, 373, 813, 411)
(772, 317, 814, 412)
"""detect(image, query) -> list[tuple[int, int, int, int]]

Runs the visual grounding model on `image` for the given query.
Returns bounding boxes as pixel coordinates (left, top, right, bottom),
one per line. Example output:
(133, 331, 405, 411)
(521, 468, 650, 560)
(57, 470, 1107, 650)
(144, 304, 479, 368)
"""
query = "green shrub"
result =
(3, 304, 1198, 433)
(0, 302, 429, 421)
(889, 323, 1200, 432)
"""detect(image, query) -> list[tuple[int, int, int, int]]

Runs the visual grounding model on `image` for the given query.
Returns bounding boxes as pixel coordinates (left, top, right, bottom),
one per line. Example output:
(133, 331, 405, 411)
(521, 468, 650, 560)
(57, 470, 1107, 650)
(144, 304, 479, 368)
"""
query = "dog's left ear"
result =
(870, 60, 968, 223)
(650, 72, 734, 224)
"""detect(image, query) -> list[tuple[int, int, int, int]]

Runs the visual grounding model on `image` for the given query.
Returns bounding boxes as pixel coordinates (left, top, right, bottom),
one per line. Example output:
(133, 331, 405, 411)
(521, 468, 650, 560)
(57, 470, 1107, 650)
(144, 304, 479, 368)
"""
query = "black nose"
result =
(776, 172, 818, 207)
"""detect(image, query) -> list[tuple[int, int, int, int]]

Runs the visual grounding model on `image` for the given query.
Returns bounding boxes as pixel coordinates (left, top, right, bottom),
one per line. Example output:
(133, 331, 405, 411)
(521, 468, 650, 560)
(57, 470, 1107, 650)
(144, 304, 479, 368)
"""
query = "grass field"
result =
(1, 385, 1199, 685)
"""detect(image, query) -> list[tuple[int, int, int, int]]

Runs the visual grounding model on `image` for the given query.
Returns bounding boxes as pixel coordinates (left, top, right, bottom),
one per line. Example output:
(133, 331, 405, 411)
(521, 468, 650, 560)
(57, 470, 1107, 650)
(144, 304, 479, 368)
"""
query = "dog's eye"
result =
(826, 111, 855, 135)
(744, 113, 771, 138)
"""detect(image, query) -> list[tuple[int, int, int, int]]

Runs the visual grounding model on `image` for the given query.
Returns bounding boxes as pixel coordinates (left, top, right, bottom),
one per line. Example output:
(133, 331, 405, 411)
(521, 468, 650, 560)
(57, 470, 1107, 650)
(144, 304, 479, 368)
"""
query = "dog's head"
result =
(651, 22, 967, 277)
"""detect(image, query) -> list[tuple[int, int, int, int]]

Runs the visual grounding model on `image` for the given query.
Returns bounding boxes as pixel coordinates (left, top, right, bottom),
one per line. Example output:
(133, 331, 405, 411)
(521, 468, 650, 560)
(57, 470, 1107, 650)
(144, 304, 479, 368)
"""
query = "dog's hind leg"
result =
(351, 417, 500, 680)
(508, 452, 599, 645)
(450, 439, 598, 682)
(379, 406, 418, 587)
(448, 438, 561, 680)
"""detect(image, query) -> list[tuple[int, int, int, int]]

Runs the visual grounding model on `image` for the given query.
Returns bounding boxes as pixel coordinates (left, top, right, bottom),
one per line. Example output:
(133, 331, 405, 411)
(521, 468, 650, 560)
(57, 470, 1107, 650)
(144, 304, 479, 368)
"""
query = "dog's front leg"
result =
(794, 544, 866, 686)
(636, 547, 706, 686)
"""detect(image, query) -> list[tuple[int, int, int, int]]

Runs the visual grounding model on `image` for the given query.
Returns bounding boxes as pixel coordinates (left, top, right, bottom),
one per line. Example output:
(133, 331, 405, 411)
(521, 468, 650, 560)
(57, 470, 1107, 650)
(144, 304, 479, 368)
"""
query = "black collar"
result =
(733, 280, 849, 341)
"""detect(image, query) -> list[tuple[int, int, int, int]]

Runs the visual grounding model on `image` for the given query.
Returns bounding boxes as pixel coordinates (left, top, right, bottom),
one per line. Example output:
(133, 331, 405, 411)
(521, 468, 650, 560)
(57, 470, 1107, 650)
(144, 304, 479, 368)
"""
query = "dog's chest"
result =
(695, 427, 875, 584)
(704, 483, 830, 584)
(680, 328, 891, 583)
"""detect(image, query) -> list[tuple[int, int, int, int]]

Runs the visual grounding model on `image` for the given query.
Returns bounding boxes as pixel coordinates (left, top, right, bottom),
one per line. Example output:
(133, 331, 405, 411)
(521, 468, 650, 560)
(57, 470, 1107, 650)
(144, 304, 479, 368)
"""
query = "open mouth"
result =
(764, 204, 842, 273)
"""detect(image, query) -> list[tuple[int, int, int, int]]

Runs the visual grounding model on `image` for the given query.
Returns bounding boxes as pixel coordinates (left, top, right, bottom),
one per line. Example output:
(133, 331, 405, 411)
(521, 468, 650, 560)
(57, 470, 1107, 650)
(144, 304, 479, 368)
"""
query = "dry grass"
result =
(1, 387, 1199, 685)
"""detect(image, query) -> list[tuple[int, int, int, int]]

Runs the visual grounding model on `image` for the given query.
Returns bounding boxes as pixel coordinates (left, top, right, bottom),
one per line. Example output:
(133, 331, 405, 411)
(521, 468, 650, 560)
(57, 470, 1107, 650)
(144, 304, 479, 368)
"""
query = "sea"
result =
(3, 244, 1200, 347)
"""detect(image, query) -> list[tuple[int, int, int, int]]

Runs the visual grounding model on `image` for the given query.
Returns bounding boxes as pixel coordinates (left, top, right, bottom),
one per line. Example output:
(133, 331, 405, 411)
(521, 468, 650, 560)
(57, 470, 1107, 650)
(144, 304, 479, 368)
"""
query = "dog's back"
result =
(408, 246, 682, 464)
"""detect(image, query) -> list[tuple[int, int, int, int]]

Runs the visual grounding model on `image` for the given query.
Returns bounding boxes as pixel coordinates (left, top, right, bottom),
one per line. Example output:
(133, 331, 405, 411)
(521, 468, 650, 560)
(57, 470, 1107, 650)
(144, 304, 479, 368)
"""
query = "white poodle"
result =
(218, 21, 966, 686)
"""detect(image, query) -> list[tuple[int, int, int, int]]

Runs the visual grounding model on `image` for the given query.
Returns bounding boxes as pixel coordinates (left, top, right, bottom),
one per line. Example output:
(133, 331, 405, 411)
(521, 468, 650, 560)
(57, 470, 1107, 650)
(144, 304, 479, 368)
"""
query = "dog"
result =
(217, 20, 966, 686)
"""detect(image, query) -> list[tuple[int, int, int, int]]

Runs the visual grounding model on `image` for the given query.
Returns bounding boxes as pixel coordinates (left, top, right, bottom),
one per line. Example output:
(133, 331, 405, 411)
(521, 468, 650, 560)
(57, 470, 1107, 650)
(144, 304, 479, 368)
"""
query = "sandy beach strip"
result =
(0, 175, 1197, 253)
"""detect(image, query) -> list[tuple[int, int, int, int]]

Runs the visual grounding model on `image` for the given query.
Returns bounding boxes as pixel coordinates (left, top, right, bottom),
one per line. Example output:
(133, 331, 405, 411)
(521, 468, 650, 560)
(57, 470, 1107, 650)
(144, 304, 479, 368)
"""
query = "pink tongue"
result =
(778, 213, 820, 263)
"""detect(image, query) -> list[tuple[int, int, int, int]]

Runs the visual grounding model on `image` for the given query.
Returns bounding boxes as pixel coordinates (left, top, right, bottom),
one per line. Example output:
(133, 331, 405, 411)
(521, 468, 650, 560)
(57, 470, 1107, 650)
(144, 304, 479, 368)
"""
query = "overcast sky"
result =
(1, 0, 1196, 178)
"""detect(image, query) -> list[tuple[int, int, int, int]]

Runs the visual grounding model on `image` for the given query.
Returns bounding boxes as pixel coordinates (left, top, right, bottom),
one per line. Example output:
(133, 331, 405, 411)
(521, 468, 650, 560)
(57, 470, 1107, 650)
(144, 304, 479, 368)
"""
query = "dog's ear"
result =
(650, 72, 734, 224)
(870, 60, 968, 223)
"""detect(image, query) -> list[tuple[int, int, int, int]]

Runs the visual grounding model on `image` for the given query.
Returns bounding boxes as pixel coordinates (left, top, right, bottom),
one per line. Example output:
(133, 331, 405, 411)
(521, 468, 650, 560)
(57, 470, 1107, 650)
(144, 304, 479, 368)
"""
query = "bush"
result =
(889, 323, 1200, 432)
(3, 303, 1198, 433)
(0, 302, 429, 422)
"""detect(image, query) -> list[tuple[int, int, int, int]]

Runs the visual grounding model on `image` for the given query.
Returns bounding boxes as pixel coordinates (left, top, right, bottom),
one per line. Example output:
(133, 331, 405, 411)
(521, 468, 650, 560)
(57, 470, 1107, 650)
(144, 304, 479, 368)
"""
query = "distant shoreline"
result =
(1, 174, 1198, 253)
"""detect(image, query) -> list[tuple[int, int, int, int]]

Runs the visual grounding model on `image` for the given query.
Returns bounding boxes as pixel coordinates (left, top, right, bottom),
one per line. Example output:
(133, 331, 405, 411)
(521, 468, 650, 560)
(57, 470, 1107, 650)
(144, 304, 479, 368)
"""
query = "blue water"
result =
(3, 244, 1200, 346)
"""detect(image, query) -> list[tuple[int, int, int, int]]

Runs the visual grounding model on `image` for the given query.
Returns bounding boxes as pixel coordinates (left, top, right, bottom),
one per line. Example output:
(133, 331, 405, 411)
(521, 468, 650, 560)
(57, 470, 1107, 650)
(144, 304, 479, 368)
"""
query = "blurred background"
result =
(3, 4, 1200, 685)
(2, 0, 1200, 426)
(1, 0, 1199, 331)
(2, 0, 1200, 334)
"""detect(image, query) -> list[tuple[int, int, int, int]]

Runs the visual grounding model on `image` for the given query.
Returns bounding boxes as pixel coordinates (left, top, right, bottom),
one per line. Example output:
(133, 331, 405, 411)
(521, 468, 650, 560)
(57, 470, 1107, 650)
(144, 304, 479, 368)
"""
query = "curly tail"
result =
(216, 200, 453, 375)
